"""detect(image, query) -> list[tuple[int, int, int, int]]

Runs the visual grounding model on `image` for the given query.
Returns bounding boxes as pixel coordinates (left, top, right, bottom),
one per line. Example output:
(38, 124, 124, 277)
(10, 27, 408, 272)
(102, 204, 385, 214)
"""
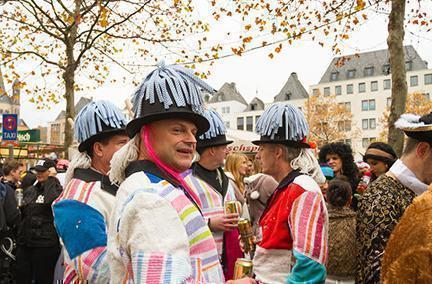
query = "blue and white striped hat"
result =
(126, 62, 215, 137)
(74, 100, 128, 152)
(253, 103, 310, 148)
(197, 108, 233, 149)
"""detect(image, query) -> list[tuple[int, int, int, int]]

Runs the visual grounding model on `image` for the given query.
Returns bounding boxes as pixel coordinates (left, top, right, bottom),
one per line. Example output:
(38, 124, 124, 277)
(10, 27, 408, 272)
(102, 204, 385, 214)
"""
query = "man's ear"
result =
(416, 142, 431, 159)
(93, 142, 104, 158)
(274, 145, 283, 160)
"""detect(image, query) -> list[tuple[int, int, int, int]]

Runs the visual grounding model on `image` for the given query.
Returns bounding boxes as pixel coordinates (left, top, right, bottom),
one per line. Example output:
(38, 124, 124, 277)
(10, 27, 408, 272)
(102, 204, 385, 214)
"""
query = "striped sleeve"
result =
(288, 191, 328, 283)
(117, 191, 194, 283)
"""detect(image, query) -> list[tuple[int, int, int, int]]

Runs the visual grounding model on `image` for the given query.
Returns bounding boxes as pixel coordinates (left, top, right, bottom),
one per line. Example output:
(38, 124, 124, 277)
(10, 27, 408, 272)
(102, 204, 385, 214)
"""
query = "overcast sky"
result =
(16, 5, 432, 128)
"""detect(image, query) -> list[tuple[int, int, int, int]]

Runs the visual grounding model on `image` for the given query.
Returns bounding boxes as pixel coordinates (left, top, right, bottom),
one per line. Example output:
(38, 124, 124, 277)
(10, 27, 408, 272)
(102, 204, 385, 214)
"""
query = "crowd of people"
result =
(0, 63, 431, 284)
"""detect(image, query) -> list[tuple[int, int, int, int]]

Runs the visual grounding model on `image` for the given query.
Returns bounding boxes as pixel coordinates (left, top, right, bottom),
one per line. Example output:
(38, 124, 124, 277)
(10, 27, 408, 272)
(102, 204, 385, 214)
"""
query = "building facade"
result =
(310, 45, 431, 154)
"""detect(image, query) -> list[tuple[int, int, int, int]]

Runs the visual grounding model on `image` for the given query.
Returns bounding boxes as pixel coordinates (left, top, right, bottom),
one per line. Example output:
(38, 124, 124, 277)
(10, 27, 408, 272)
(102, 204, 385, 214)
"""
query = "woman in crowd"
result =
(244, 173, 278, 237)
(225, 153, 249, 206)
(326, 178, 357, 284)
(319, 142, 361, 209)
(363, 142, 397, 181)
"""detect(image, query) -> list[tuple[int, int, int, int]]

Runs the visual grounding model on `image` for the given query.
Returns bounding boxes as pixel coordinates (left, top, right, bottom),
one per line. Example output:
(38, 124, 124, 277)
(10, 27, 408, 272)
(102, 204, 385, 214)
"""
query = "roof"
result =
(319, 45, 428, 83)
(274, 72, 309, 102)
(246, 97, 265, 111)
(209, 82, 247, 105)
(55, 97, 92, 121)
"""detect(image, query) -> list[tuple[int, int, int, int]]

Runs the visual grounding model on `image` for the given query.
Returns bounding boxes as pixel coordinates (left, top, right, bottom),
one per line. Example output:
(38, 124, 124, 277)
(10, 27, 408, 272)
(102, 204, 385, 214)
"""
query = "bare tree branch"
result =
(6, 50, 63, 68)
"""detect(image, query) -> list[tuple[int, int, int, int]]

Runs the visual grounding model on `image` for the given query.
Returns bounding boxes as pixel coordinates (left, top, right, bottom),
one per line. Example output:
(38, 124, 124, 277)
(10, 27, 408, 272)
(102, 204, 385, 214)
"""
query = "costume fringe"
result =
(109, 136, 140, 184)
(64, 152, 92, 186)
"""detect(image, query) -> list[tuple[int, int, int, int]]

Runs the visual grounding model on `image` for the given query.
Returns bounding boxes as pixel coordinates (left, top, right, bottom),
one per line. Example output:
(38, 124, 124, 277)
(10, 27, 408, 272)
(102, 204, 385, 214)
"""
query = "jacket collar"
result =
(73, 168, 118, 196)
(125, 160, 181, 187)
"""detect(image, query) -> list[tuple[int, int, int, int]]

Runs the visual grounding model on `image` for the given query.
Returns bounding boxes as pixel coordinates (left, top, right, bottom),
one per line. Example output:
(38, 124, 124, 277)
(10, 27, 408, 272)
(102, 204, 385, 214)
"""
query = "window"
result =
(221, 106, 230, 114)
(330, 72, 339, 81)
(371, 81, 378, 92)
(424, 93, 430, 101)
(363, 137, 377, 148)
(338, 120, 351, 132)
(369, 99, 376, 110)
(425, 74, 432, 85)
(347, 69, 356, 79)
(410, 75, 418, 87)
(363, 118, 376, 130)
(343, 139, 352, 146)
(370, 118, 376, 129)
(335, 85, 342, 96)
(405, 61, 413, 71)
(255, 115, 261, 122)
(362, 99, 376, 111)
(246, 116, 253, 131)
(383, 64, 391, 75)
(346, 84, 353, 94)
(237, 117, 244, 130)
(384, 79, 391, 90)
(250, 104, 257, 111)
(362, 119, 369, 130)
(285, 92, 292, 100)
(359, 82, 366, 93)
(324, 87, 330, 96)
(364, 66, 374, 77)
(338, 102, 351, 111)
(225, 121, 230, 128)
(312, 88, 319, 96)
(387, 97, 392, 108)
(362, 138, 370, 148)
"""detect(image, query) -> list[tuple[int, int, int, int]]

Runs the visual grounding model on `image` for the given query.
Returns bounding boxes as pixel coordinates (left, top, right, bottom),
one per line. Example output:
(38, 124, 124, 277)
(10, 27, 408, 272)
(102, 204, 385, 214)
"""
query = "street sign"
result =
(2, 114, 18, 141)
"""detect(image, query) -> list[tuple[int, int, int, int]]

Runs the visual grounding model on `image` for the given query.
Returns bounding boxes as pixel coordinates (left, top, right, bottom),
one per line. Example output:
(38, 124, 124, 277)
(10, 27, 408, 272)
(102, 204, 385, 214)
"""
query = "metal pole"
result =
(8, 144, 13, 159)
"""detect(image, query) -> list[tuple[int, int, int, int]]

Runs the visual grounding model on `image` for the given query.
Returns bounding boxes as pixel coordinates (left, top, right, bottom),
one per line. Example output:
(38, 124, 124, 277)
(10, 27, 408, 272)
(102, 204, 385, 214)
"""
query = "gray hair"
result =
(109, 135, 140, 184)
(280, 145, 326, 184)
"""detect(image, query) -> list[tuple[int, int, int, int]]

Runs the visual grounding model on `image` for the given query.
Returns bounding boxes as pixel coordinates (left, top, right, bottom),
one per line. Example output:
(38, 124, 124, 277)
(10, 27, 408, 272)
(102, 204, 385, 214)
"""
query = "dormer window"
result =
(285, 92, 292, 100)
(347, 69, 356, 79)
(405, 60, 413, 71)
(330, 72, 339, 81)
(382, 63, 391, 74)
(250, 104, 257, 111)
(364, 66, 374, 77)
(217, 95, 223, 102)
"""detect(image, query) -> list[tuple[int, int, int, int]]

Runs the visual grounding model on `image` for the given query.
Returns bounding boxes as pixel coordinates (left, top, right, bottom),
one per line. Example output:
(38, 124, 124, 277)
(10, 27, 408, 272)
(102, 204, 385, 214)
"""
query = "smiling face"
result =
(326, 153, 343, 174)
(147, 119, 198, 172)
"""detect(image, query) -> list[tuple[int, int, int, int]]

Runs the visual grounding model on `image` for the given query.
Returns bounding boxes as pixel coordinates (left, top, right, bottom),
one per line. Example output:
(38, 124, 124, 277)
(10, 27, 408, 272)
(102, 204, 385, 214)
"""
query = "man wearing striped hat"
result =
(52, 100, 129, 283)
(108, 64, 229, 283)
(183, 108, 243, 279)
(251, 103, 328, 284)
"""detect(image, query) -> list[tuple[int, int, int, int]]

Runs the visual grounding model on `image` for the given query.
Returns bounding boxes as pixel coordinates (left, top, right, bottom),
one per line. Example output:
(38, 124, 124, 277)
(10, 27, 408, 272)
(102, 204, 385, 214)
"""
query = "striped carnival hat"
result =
(74, 100, 128, 152)
(197, 108, 233, 149)
(127, 62, 214, 138)
(253, 103, 310, 148)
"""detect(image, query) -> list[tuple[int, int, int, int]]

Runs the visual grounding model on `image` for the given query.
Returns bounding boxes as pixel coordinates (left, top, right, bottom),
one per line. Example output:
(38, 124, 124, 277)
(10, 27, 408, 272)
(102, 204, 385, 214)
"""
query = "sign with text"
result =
(2, 114, 18, 141)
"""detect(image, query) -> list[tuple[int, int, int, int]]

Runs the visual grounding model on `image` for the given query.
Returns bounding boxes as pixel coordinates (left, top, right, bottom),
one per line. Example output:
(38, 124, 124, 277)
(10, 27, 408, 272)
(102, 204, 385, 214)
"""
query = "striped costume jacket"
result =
(53, 168, 118, 283)
(253, 170, 329, 284)
(183, 165, 237, 256)
(108, 160, 224, 283)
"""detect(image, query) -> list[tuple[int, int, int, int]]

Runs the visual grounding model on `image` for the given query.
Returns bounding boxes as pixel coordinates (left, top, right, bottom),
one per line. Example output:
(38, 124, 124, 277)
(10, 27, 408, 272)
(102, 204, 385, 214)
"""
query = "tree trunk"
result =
(387, 0, 407, 156)
(63, 65, 75, 158)
(63, 0, 80, 158)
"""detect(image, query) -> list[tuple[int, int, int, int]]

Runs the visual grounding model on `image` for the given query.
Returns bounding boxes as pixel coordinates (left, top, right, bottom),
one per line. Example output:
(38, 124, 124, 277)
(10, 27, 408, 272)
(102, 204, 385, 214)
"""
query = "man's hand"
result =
(226, 277, 256, 284)
(209, 213, 239, 232)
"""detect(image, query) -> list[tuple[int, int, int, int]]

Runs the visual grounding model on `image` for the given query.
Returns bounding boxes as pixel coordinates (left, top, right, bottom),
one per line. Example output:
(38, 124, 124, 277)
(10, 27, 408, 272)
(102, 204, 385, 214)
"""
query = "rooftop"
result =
(319, 45, 428, 83)
(209, 82, 248, 105)
(274, 72, 309, 102)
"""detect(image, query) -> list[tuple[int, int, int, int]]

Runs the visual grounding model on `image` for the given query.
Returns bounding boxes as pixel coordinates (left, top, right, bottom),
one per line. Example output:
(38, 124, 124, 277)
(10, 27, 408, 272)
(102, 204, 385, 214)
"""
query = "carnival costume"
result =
(52, 100, 128, 283)
(252, 104, 328, 284)
(108, 63, 224, 283)
(183, 108, 242, 279)
(356, 112, 432, 284)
